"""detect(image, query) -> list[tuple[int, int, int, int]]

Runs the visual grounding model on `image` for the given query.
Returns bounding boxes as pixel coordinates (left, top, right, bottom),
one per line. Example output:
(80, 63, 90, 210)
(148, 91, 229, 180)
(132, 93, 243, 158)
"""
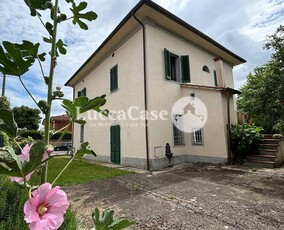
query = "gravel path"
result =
(64, 164, 284, 230)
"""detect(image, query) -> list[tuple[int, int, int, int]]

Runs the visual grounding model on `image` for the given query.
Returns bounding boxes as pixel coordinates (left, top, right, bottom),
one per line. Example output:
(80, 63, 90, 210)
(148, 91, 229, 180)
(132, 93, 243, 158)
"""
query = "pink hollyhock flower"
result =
(20, 144, 31, 162)
(10, 172, 33, 184)
(42, 151, 49, 162)
(10, 143, 49, 184)
(24, 183, 69, 230)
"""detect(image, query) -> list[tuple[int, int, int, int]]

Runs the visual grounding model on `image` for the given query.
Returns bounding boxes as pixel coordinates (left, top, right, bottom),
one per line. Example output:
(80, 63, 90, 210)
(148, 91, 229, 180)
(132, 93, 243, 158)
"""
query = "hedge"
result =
(20, 130, 43, 140)
(20, 130, 72, 140)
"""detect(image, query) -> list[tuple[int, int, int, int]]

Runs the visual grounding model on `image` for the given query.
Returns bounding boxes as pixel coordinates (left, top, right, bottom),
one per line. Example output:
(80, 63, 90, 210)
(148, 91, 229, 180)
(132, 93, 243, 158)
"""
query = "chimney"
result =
(213, 57, 224, 87)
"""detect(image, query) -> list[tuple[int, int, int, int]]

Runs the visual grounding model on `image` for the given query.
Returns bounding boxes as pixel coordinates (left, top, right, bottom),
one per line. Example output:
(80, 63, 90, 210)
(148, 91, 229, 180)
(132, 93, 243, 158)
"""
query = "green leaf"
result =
(45, 22, 53, 35)
(75, 142, 96, 157)
(0, 146, 22, 176)
(69, 1, 97, 30)
(56, 39, 67, 55)
(43, 37, 52, 43)
(92, 208, 135, 230)
(0, 109, 18, 138)
(24, 0, 52, 16)
(80, 95, 107, 113)
(109, 218, 136, 230)
(0, 41, 45, 76)
(62, 95, 106, 122)
(74, 119, 86, 125)
(22, 141, 45, 175)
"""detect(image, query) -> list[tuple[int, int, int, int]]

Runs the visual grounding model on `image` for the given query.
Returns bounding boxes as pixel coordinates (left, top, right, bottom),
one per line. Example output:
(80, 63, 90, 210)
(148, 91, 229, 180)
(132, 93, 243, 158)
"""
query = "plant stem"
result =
(37, 57, 45, 79)
(13, 138, 22, 151)
(54, 125, 71, 147)
(19, 77, 40, 108)
(41, 0, 60, 184)
(51, 156, 75, 186)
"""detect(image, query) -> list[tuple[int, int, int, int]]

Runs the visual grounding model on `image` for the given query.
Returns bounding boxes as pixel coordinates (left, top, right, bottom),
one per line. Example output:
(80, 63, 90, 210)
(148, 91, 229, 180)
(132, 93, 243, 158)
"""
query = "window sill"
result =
(110, 88, 119, 94)
(174, 143, 185, 146)
(192, 143, 204, 146)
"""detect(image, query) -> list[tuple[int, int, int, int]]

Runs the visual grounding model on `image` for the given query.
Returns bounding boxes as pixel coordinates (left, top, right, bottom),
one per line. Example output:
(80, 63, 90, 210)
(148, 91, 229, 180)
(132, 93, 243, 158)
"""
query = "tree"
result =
(0, 96, 11, 110)
(237, 25, 284, 134)
(12, 106, 41, 130)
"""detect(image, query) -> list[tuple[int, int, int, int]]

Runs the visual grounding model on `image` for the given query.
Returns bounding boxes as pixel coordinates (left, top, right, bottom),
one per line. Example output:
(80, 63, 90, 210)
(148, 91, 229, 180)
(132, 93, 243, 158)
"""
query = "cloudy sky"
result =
(0, 0, 283, 115)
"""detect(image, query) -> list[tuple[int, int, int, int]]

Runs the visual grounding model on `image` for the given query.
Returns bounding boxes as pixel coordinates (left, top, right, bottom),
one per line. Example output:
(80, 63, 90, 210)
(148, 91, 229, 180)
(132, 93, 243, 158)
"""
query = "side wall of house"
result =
(73, 29, 148, 168)
(145, 23, 236, 169)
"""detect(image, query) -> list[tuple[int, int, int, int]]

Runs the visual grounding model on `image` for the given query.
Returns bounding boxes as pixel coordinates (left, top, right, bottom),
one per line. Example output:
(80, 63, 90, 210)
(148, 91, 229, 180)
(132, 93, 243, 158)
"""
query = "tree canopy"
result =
(0, 96, 11, 110)
(237, 25, 284, 134)
(12, 106, 41, 130)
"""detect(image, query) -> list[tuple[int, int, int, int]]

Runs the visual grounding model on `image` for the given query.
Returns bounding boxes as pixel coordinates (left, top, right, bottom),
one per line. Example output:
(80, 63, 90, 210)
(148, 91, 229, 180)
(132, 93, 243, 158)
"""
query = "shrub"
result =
(231, 123, 263, 160)
(0, 176, 77, 230)
(20, 130, 43, 140)
(51, 131, 72, 140)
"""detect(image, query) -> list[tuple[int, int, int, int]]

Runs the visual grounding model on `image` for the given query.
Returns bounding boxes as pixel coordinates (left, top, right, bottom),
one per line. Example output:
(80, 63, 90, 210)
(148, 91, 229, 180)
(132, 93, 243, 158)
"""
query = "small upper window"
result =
(78, 88, 86, 97)
(202, 65, 210, 73)
(110, 65, 118, 92)
(164, 48, 190, 83)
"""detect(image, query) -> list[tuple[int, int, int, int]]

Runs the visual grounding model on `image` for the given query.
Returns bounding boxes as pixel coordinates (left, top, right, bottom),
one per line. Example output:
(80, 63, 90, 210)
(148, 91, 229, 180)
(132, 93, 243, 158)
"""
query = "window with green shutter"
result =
(164, 48, 190, 83)
(213, 70, 218, 86)
(77, 87, 86, 97)
(181, 55, 190, 83)
(110, 65, 118, 92)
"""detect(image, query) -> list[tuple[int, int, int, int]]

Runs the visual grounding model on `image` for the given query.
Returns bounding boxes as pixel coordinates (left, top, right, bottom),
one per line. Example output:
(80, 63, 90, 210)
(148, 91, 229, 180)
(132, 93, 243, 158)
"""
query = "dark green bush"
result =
(51, 131, 72, 140)
(20, 130, 43, 140)
(231, 123, 263, 160)
(0, 176, 77, 230)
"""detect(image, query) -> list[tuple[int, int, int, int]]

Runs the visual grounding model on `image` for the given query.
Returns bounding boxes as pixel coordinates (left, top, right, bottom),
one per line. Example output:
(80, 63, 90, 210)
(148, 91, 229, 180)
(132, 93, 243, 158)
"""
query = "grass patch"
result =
(30, 157, 133, 186)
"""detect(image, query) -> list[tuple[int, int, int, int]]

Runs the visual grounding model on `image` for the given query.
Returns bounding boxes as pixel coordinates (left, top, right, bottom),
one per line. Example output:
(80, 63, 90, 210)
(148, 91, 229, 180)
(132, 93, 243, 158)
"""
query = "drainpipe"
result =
(132, 13, 150, 171)
(226, 90, 231, 164)
(71, 86, 75, 147)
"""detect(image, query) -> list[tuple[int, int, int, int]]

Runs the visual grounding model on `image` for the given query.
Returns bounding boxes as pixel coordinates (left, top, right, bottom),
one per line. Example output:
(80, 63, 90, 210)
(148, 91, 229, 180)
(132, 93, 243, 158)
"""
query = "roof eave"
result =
(65, 0, 246, 87)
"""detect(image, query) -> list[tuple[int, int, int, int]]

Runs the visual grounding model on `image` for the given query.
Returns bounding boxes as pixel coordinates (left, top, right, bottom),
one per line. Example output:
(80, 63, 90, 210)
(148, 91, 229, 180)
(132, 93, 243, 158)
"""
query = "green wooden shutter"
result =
(110, 125, 121, 164)
(80, 125, 84, 143)
(181, 55, 190, 83)
(110, 67, 114, 91)
(77, 90, 82, 97)
(110, 65, 118, 91)
(164, 48, 170, 80)
(110, 126, 115, 162)
(213, 70, 218, 86)
(82, 87, 86, 96)
(114, 65, 118, 90)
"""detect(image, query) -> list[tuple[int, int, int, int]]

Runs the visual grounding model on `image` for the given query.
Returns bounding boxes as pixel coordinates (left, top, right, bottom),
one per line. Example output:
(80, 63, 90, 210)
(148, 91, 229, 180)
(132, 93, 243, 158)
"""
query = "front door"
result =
(110, 125, 120, 164)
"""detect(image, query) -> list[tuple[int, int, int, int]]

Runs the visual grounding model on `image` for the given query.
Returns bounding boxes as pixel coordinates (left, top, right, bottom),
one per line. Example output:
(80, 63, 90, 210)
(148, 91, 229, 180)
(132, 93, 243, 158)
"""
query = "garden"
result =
(0, 0, 135, 229)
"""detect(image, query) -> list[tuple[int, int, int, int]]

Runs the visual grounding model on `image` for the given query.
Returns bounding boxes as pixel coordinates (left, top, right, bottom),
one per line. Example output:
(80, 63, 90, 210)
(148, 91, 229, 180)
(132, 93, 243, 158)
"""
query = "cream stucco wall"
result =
(73, 28, 147, 163)
(72, 22, 239, 169)
(145, 23, 235, 162)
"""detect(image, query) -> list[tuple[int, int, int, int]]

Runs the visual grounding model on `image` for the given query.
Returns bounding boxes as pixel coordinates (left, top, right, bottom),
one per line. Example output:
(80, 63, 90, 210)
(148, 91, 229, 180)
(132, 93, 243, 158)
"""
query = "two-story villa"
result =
(65, 0, 246, 170)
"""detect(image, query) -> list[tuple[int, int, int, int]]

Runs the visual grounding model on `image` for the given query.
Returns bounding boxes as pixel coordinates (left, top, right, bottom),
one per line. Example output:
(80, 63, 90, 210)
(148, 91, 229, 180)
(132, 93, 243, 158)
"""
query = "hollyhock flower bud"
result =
(45, 145, 54, 154)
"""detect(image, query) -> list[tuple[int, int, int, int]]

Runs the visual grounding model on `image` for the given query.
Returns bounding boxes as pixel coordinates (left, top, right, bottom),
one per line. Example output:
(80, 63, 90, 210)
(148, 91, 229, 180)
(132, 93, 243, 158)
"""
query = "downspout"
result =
(71, 86, 75, 147)
(132, 13, 150, 171)
(226, 91, 231, 164)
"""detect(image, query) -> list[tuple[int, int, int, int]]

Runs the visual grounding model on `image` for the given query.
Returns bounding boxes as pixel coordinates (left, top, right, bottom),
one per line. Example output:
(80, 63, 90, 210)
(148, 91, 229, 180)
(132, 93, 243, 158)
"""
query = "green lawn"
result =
(30, 157, 133, 186)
